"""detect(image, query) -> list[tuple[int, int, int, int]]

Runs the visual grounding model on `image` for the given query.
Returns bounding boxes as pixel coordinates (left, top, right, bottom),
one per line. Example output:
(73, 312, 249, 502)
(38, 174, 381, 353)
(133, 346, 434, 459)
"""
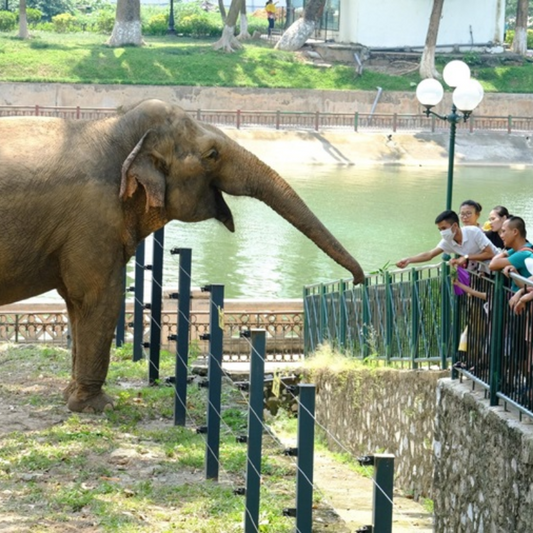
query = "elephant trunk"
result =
(217, 150, 365, 285)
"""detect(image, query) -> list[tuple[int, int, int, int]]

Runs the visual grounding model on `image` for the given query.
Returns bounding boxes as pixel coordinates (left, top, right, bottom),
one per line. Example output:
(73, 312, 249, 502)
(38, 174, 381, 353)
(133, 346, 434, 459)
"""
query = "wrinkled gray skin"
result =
(0, 99, 364, 413)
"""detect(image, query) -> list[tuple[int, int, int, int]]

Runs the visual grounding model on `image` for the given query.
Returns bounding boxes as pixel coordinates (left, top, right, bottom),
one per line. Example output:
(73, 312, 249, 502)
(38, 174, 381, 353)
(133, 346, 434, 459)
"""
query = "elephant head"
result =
(118, 99, 364, 284)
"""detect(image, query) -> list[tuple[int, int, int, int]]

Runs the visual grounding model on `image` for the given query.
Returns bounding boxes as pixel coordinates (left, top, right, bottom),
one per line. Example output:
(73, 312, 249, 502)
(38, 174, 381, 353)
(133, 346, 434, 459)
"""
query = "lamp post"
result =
(416, 60, 484, 211)
(168, 0, 175, 35)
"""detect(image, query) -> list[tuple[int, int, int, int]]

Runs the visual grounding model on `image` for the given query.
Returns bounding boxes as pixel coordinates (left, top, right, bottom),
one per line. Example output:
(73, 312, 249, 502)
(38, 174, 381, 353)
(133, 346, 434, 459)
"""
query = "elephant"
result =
(0, 99, 364, 413)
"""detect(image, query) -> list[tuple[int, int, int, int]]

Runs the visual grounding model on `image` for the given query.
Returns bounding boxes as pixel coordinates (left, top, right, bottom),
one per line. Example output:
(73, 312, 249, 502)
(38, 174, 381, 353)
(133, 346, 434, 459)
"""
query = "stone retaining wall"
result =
(309, 368, 533, 530)
(434, 378, 533, 533)
(307, 366, 447, 499)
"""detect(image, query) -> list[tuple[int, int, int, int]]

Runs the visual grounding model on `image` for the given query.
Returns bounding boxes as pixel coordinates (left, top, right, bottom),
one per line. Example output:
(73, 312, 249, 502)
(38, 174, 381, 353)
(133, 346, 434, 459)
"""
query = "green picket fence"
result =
(304, 264, 454, 367)
(304, 264, 533, 418)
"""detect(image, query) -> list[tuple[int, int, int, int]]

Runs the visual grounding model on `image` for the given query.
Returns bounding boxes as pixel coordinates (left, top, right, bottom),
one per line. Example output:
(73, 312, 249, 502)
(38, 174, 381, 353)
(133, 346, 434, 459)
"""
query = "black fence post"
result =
(149, 228, 164, 385)
(295, 384, 316, 533)
(133, 241, 146, 362)
(244, 329, 266, 533)
(205, 284, 224, 481)
(172, 248, 192, 426)
(373, 454, 394, 533)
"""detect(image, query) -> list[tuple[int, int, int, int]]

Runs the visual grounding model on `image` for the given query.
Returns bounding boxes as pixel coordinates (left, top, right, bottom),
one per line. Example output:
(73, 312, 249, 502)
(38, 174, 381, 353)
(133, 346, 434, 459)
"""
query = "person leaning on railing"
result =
(509, 281, 533, 315)
(489, 216, 533, 291)
(395, 209, 498, 272)
(490, 218, 533, 394)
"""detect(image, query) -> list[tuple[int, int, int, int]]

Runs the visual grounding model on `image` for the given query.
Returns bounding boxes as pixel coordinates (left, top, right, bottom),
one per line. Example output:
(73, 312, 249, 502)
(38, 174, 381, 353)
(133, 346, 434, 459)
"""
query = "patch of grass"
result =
(0, 31, 532, 92)
(0, 343, 331, 532)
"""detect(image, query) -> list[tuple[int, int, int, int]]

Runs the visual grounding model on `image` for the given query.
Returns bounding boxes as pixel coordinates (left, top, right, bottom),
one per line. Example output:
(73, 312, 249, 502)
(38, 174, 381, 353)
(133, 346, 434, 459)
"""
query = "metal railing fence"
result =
(1, 105, 533, 134)
(304, 264, 453, 366)
(0, 307, 304, 361)
(304, 265, 533, 418)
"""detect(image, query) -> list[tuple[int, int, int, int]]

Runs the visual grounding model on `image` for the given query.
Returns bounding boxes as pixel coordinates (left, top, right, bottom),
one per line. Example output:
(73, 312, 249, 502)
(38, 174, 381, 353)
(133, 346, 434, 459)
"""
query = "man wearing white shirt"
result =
(396, 210, 498, 269)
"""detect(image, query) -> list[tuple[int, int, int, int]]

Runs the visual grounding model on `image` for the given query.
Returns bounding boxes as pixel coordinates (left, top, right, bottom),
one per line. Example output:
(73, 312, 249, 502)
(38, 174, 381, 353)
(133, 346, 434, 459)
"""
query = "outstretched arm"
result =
(396, 247, 442, 269)
(452, 279, 487, 300)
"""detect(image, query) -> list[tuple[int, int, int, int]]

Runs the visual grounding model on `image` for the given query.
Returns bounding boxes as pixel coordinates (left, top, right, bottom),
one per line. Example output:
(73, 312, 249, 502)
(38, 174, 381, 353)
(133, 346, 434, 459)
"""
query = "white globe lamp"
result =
(453, 79, 484, 112)
(442, 60, 471, 88)
(416, 78, 444, 108)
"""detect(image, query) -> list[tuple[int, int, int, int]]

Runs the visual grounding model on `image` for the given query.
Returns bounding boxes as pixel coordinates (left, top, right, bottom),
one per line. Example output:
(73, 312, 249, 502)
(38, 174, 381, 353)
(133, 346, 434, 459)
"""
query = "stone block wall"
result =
(307, 366, 447, 499)
(434, 378, 533, 533)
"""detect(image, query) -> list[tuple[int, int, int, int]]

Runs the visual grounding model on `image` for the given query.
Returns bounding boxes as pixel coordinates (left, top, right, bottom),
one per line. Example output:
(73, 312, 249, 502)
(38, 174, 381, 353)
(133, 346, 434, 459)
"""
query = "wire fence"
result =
(156, 248, 412, 532)
(1, 104, 533, 134)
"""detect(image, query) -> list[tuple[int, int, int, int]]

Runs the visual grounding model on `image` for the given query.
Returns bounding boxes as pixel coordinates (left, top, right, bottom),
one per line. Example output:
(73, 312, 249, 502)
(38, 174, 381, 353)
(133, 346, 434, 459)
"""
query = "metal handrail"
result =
(1, 105, 532, 134)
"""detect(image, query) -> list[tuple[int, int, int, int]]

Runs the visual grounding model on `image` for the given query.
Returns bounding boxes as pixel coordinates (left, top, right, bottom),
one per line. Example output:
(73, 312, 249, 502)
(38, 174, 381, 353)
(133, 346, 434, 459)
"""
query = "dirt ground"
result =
(0, 346, 434, 532)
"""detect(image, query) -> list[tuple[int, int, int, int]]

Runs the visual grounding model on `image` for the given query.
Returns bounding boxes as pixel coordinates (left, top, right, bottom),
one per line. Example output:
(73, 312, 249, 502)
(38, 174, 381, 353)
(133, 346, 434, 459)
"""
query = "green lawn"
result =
(0, 31, 532, 92)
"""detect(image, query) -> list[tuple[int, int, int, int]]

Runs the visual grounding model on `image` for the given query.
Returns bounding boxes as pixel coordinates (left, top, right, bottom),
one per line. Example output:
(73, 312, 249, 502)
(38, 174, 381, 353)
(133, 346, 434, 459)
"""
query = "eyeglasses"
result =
(460, 212, 475, 218)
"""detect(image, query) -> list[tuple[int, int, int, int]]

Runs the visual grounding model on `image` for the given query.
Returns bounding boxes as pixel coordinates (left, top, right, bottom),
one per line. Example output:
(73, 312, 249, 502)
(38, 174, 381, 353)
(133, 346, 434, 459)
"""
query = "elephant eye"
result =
(206, 148, 219, 160)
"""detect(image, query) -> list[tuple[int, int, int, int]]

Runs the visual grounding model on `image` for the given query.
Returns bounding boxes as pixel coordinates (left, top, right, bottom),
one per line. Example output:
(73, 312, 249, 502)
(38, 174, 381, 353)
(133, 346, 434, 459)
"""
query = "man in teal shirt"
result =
(489, 216, 533, 291)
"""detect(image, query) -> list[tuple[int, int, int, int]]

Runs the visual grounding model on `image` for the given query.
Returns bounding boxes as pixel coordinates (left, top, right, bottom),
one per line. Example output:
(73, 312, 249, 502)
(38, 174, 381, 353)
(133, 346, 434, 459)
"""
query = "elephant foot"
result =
(66, 388, 114, 413)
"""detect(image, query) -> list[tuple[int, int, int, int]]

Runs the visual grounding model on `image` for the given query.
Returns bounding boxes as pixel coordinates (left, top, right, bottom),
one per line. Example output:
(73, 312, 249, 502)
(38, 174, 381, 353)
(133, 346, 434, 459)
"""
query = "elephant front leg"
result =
(65, 280, 123, 413)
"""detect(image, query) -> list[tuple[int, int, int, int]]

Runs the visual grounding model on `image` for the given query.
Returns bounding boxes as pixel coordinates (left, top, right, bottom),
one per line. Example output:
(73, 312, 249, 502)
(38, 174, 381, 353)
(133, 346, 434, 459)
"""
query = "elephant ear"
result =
(119, 131, 166, 212)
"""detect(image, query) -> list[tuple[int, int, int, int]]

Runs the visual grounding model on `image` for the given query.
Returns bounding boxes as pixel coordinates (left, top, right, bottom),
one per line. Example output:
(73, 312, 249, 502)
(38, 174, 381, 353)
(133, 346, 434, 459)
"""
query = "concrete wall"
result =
(309, 368, 533, 530)
(340, 0, 504, 49)
(1, 83, 533, 118)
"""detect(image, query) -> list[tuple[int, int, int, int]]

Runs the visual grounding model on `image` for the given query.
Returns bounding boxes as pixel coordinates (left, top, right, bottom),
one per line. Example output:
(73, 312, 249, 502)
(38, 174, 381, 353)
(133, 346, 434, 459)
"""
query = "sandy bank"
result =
(225, 129, 533, 168)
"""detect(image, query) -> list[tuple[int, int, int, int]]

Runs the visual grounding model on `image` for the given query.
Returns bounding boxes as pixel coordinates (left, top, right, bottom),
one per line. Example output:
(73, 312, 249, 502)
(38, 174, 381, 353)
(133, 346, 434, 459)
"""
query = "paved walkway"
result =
(222, 361, 435, 532)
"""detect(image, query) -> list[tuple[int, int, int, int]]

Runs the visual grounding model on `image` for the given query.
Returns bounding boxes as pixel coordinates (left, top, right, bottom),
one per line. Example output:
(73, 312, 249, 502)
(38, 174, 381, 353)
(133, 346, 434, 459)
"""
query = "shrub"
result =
(34, 21, 54, 32)
(28, 0, 76, 22)
(95, 9, 115, 34)
(51, 12, 78, 32)
(178, 12, 220, 37)
(144, 13, 168, 36)
(26, 8, 43, 26)
(0, 10, 16, 31)
(504, 29, 533, 49)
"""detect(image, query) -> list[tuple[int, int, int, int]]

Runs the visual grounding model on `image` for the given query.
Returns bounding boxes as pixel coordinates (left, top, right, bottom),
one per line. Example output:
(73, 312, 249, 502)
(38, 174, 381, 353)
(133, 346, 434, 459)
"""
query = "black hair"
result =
(460, 200, 482, 214)
(435, 210, 459, 225)
(491, 205, 510, 218)
(506, 216, 527, 239)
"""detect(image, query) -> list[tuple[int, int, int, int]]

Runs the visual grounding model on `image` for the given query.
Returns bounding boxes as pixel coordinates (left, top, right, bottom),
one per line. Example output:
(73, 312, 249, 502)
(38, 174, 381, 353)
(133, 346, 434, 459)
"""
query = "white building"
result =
(329, 0, 505, 48)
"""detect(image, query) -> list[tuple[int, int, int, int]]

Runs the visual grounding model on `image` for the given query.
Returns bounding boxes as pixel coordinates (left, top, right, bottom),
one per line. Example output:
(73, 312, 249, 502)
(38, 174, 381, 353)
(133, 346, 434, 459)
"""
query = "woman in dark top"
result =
(486, 205, 510, 249)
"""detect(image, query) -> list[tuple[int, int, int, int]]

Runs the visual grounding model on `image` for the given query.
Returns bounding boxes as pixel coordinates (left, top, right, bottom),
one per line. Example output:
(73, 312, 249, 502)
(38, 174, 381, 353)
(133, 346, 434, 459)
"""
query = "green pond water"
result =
(160, 164, 533, 299)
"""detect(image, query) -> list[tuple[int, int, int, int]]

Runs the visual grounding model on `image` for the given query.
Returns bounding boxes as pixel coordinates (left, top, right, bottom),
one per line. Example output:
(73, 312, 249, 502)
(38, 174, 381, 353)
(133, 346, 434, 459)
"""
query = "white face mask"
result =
(440, 227, 456, 241)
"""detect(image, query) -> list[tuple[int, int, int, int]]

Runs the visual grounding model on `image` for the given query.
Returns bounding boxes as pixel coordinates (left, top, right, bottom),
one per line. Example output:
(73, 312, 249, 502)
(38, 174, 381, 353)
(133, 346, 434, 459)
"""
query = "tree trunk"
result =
(107, 0, 143, 47)
(512, 0, 529, 55)
(213, 0, 242, 52)
(18, 0, 29, 39)
(419, 0, 445, 79)
(218, 0, 227, 22)
(275, 0, 325, 51)
(237, 0, 251, 40)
